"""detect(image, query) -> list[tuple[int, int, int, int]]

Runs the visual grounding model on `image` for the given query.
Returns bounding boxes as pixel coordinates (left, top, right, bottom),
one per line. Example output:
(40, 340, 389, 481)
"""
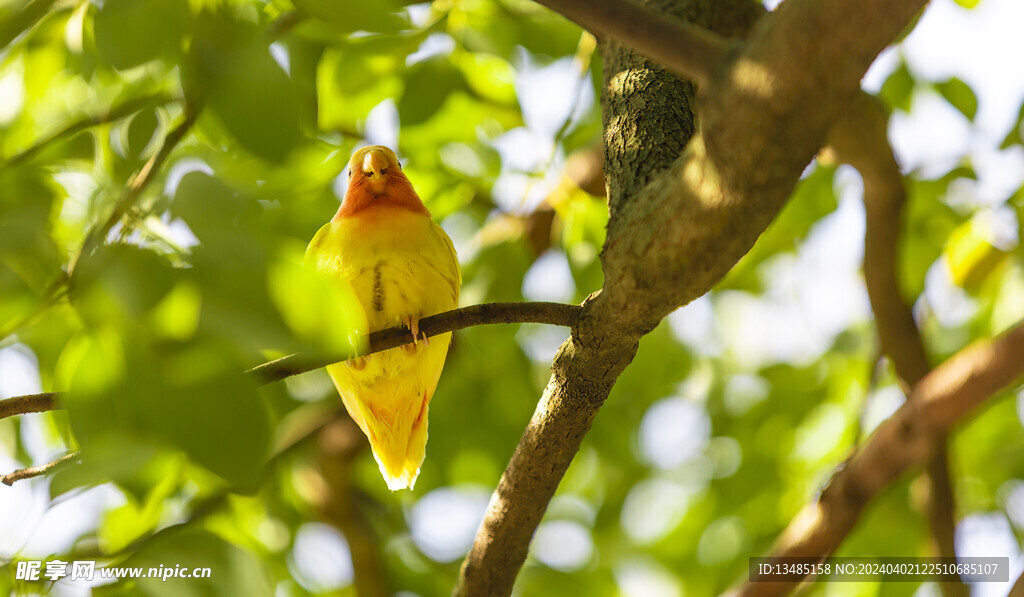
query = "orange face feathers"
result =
(334, 145, 430, 220)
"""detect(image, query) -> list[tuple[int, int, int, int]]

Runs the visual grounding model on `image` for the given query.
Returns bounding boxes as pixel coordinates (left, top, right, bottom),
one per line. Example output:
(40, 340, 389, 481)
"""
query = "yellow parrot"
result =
(305, 146, 460, 490)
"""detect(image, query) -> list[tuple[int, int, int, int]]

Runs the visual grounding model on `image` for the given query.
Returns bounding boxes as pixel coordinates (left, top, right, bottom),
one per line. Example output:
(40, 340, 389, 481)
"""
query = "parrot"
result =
(305, 145, 461, 490)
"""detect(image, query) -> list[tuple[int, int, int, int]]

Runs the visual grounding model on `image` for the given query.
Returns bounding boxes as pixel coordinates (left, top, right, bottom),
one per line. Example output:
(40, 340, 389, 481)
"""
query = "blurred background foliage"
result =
(1, 0, 1023, 595)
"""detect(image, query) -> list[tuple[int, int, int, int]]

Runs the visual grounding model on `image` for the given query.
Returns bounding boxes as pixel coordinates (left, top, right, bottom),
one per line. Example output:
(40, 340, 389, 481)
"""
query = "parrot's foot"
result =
(403, 316, 421, 354)
(346, 356, 367, 370)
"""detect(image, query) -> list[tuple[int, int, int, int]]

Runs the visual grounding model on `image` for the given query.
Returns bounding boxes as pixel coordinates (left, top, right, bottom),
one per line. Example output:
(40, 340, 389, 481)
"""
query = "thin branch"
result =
(532, 0, 730, 86)
(734, 319, 1024, 597)
(0, 0, 61, 50)
(250, 302, 582, 384)
(69, 106, 200, 276)
(826, 94, 929, 388)
(2, 93, 179, 168)
(0, 392, 57, 421)
(0, 273, 68, 343)
(0, 302, 581, 483)
(1, 451, 80, 486)
(828, 93, 965, 597)
(0, 303, 580, 413)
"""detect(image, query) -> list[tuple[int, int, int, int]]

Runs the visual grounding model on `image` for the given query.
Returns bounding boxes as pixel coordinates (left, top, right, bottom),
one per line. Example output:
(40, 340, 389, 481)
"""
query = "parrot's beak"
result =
(362, 149, 390, 179)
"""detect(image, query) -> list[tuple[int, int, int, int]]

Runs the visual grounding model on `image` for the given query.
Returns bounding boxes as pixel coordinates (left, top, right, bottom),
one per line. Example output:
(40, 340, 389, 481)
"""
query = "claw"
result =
(403, 316, 420, 345)
(347, 356, 367, 370)
(403, 316, 421, 354)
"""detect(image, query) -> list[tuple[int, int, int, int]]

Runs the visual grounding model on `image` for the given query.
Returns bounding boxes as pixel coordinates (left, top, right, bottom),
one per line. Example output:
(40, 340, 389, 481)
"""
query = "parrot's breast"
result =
(311, 204, 458, 330)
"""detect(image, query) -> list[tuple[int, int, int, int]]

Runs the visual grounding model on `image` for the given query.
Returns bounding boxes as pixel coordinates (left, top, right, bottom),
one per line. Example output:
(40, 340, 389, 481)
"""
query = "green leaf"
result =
(140, 341, 269, 492)
(125, 108, 161, 159)
(268, 239, 368, 357)
(936, 77, 978, 121)
(898, 167, 974, 298)
(189, 10, 303, 162)
(70, 245, 177, 327)
(317, 48, 403, 129)
(61, 331, 271, 493)
(0, 169, 63, 299)
(93, 0, 186, 70)
(1000, 101, 1024, 149)
(291, 0, 406, 33)
(438, 141, 501, 180)
(170, 171, 295, 352)
(399, 56, 465, 126)
(99, 466, 180, 552)
(717, 164, 838, 292)
(105, 527, 272, 597)
(456, 51, 518, 105)
(878, 61, 915, 113)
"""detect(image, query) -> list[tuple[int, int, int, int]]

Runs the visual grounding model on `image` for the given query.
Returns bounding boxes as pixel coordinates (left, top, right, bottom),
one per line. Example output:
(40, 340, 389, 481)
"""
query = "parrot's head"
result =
(335, 145, 429, 219)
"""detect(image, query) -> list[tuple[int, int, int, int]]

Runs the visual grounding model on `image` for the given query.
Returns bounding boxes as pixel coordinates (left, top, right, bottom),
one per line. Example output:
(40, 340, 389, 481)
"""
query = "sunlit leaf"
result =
(268, 240, 368, 356)
(878, 61, 915, 113)
(456, 51, 518, 105)
(944, 216, 1008, 290)
(936, 77, 978, 121)
(124, 108, 161, 160)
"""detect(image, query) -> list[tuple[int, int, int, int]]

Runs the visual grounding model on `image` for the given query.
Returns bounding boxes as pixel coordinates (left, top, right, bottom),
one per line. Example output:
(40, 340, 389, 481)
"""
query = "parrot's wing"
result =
(304, 223, 332, 263)
(430, 220, 461, 301)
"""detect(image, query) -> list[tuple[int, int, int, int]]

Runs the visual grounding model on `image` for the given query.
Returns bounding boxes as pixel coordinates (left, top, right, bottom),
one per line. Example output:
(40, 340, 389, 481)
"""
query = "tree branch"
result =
(0, 303, 580, 416)
(828, 93, 965, 597)
(2, 93, 179, 168)
(533, 0, 730, 87)
(1012, 568, 1024, 596)
(734, 319, 1024, 597)
(0, 302, 582, 483)
(0, 0, 61, 50)
(455, 0, 932, 593)
(249, 302, 582, 384)
(827, 94, 929, 388)
(1, 450, 80, 486)
(69, 106, 200, 276)
(0, 303, 581, 417)
(456, 308, 637, 595)
(0, 392, 57, 421)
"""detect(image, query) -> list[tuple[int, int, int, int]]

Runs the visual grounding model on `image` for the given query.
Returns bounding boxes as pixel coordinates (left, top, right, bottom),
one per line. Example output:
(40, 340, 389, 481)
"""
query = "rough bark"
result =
(457, 0, 930, 594)
(454, 312, 638, 594)
(600, 0, 762, 219)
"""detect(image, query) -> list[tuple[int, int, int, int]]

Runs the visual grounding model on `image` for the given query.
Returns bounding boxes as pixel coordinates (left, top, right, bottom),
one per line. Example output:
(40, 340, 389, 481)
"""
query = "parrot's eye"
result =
(347, 169, 352, 178)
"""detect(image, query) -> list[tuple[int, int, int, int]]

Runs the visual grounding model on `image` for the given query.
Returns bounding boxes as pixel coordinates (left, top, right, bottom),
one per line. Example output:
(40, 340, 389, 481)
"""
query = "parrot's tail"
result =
(368, 394, 430, 491)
